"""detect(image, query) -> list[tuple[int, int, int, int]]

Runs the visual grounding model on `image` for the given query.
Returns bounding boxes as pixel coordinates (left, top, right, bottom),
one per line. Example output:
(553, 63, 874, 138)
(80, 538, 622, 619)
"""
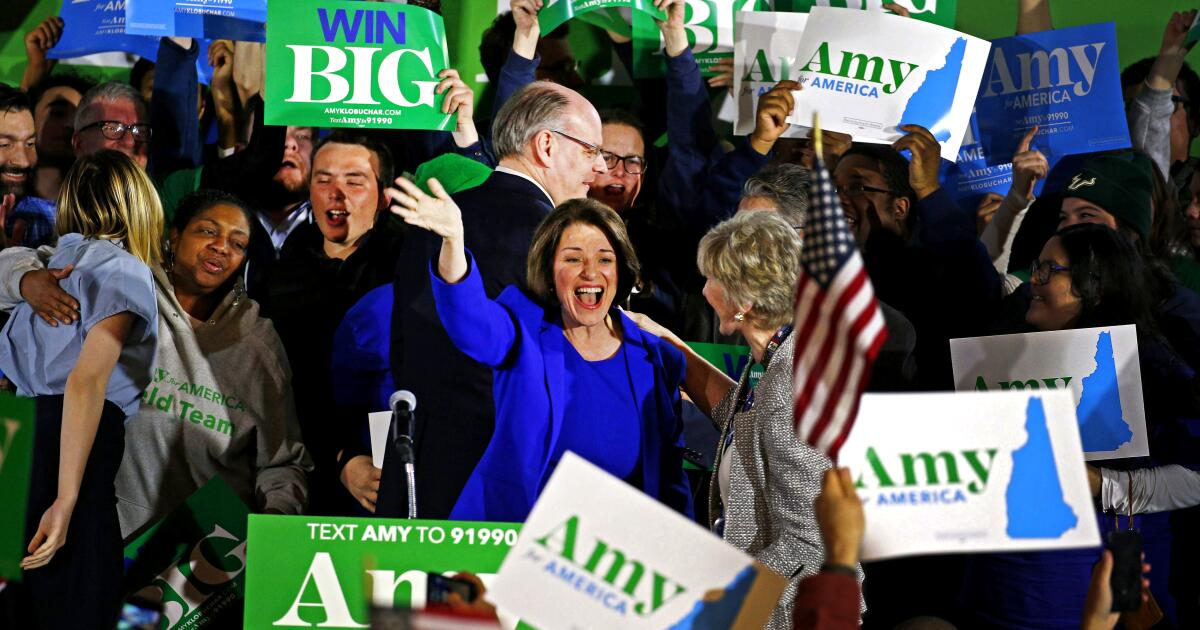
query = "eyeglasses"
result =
(835, 182, 891, 197)
(1030, 260, 1071, 284)
(78, 120, 153, 143)
(551, 129, 604, 162)
(600, 150, 647, 175)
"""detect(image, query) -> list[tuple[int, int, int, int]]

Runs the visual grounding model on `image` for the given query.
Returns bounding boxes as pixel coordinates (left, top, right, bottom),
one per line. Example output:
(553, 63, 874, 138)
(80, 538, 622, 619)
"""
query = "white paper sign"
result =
(786, 6, 990, 160)
(843, 391, 1100, 561)
(733, 11, 809, 138)
(368, 410, 391, 469)
(950, 325, 1148, 461)
(488, 453, 785, 630)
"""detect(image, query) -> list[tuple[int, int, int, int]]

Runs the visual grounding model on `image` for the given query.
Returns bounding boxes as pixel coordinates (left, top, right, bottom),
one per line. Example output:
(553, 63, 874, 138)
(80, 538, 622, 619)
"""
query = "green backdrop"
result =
(0, 1, 1196, 114)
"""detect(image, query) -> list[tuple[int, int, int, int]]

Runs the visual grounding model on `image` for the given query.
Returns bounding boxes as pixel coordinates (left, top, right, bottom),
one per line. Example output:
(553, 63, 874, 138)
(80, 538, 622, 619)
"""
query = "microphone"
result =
(389, 390, 417, 463)
(388, 390, 418, 519)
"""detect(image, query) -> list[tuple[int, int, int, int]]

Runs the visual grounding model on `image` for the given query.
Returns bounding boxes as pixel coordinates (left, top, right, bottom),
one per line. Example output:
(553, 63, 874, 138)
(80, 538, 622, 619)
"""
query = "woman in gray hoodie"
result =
(1, 189, 313, 538)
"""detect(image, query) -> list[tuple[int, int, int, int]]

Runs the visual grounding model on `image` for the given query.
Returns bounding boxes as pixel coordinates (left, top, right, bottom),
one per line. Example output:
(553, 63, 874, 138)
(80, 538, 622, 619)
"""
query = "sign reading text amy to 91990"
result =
(265, 0, 453, 131)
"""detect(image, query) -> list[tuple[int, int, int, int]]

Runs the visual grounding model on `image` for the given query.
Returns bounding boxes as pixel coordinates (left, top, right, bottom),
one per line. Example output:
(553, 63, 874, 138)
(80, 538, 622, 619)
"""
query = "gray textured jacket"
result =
(708, 334, 863, 629)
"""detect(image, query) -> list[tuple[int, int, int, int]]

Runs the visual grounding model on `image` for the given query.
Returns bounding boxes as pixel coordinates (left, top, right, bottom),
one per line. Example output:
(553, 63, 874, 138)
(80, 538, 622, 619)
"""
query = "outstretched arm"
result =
(626, 311, 734, 417)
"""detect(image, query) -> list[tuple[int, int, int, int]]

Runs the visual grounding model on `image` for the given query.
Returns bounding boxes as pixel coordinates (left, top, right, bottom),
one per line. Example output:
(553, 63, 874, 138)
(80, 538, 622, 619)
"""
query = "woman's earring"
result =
(733, 311, 745, 322)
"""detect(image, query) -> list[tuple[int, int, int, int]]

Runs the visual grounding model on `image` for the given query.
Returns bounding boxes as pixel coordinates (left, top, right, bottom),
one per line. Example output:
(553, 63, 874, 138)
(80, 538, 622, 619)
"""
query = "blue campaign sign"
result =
(49, 0, 159, 60)
(940, 111, 1047, 209)
(974, 23, 1130, 167)
(126, 0, 267, 43)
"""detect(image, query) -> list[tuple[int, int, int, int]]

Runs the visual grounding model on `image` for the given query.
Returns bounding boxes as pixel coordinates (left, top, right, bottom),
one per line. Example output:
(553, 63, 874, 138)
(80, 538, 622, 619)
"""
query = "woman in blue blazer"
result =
(387, 178, 693, 522)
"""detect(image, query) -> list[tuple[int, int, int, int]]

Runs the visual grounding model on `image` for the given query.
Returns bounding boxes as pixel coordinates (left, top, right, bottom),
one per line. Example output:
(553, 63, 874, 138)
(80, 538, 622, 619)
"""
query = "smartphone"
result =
(426, 573, 479, 606)
(116, 595, 163, 630)
(1108, 529, 1143, 612)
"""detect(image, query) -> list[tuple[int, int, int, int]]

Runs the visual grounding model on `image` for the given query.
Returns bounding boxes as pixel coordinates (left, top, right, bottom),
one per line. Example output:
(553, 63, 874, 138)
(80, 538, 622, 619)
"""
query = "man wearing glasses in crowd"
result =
(72, 82, 151, 169)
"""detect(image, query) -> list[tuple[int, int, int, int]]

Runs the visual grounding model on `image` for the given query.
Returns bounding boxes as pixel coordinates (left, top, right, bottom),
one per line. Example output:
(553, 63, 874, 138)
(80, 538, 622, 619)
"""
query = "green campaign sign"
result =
(539, 0, 665, 37)
(265, 0, 454, 131)
(775, 0, 957, 28)
(687, 341, 763, 387)
(245, 515, 523, 628)
(123, 476, 251, 629)
(0, 393, 34, 580)
(632, 0, 768, 77)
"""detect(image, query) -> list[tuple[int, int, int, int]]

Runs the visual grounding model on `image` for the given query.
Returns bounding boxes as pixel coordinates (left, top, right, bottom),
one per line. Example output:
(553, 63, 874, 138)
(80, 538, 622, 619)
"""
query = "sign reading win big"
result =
(265, 0, 453, 131)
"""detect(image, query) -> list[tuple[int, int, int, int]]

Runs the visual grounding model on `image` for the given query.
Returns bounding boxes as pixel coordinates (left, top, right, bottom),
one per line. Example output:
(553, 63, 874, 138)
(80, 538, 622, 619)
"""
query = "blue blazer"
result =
(432, 254, 695, 522)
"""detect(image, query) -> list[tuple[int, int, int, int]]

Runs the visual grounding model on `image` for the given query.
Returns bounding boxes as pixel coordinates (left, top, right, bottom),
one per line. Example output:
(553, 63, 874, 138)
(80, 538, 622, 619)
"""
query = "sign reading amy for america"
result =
(733, 10, 809, 138)
(950, 325, 1148, 461)
(265, 0, 453, 131)
(489, 453, 785, 630)
(786, 6, 990, 161)
(973, 23, 1130, 167)
(843, 391, 1100, 561)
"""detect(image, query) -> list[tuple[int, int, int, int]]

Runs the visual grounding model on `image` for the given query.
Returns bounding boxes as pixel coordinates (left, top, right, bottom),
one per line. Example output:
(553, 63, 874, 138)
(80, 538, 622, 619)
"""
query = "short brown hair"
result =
(525, 198, 640, 308)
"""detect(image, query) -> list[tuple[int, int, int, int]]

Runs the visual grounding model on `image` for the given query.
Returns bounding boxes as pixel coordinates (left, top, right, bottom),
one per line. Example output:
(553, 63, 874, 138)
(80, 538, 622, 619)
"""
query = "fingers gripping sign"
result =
(1011, 125, 1048, 200)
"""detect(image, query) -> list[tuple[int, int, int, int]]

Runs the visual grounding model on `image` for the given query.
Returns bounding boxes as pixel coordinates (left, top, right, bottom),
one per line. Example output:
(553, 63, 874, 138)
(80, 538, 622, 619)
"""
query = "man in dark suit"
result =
(380, 81, 609, 518)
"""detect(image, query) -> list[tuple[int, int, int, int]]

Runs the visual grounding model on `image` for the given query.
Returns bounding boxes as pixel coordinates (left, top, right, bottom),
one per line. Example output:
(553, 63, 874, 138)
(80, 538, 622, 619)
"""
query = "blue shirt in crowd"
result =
(5, 196, 57, 249)
(0, 234, 158, 416)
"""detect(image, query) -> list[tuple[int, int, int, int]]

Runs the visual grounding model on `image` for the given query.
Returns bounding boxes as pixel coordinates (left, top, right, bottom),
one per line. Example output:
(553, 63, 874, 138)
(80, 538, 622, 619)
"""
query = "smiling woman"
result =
(386, 177, 692, 522)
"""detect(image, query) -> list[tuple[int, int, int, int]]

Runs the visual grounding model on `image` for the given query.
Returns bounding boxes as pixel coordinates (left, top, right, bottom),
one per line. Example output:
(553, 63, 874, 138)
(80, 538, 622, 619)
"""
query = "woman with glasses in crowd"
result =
(964, 223, 1199, 628)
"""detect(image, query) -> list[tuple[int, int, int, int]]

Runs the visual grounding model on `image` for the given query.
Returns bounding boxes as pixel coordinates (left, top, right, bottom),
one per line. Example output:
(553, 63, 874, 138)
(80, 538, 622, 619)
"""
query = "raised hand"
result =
(22, 16, 63, 89)
(512, 0, 543, 60)
(437, 68, 478, 148)
(815, 467, 865, 568)
(708, 58, 735, 88)
(750, 81, 800, 156)
(387, 177, 469, 282)
(1161, 10, 1198, 55)
(892, 124, 942, 200)
(1010, 125, 1048, 200)
(654, 0, 688, 57)
(208, 40, 238, 150)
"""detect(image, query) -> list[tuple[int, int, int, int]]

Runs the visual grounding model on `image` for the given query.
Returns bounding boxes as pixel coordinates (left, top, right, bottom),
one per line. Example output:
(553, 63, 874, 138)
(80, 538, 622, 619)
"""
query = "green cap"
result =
(413, 153, 493, 197)
(1062, 152, 1154, 240)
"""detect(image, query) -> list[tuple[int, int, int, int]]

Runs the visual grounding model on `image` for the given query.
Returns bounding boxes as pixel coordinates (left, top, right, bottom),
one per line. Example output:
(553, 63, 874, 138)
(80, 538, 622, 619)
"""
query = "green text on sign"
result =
(245, 515, 522, 628)
(265, 0, 454, 130)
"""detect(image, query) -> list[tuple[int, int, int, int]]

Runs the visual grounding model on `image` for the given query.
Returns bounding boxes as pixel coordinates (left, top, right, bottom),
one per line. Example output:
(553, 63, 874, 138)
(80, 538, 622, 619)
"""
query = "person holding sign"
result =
(386, 180, 693, 523)
(0, 151, 161, 628)
(629, 211, 860, 629)
(964, 223, 1197, 627)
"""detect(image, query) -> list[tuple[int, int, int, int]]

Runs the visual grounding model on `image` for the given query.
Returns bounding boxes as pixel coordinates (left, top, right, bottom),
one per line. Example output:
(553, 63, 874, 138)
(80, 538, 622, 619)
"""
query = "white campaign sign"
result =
(843, 391, 1100, 561)
(786, 6, 990, 160)
(733, 11, 809, 138)
(488, 453, 785, 630)
(950, 325, 1148, 461)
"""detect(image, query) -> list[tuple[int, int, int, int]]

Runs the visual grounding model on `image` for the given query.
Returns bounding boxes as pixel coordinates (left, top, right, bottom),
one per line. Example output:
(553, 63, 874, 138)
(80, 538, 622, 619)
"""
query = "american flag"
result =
(792, 153, 888, 460)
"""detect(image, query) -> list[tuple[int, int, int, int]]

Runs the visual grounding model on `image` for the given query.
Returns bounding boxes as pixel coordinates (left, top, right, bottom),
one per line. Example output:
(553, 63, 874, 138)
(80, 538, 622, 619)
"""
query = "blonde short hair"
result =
(56, 150, 163, 266)
(697, 211, 801, 330)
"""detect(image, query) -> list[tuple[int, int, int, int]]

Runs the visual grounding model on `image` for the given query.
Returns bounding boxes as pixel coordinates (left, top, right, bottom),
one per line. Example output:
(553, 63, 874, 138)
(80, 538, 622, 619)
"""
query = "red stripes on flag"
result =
(793, 246, 888, 460)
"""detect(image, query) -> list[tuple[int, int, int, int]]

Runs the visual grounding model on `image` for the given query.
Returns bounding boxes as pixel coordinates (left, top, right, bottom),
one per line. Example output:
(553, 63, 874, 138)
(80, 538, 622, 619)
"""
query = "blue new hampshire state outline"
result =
(1006, 396, 1078, 538)
(1076, 331, 1133, 451)
(898, 37, 967, 143)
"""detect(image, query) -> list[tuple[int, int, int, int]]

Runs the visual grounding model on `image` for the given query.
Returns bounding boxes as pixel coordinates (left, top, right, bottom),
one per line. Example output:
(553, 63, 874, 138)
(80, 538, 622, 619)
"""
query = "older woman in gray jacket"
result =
(631, 210, 862, 629)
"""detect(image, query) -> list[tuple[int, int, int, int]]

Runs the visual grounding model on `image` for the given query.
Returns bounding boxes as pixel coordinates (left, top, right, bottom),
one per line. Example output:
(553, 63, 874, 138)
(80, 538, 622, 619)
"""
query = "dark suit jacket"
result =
(380, 170, 554, 518)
